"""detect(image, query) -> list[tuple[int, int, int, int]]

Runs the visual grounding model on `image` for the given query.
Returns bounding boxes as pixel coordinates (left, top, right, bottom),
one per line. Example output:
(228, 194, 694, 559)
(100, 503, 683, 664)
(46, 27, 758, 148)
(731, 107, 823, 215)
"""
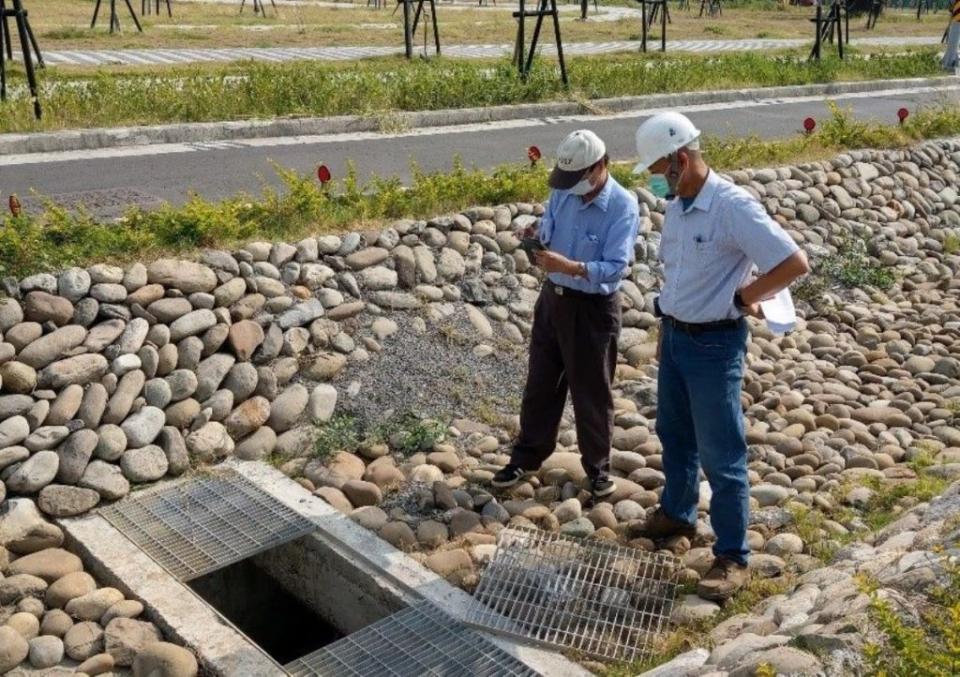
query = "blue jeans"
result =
(656, 318, 750, 565)
(945, 23, 960, 70)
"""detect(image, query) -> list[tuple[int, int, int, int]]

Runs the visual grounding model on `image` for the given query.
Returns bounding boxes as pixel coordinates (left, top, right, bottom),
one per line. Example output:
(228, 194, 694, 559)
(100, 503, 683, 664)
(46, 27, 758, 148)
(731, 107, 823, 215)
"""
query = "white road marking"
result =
(1, 84, 958, 168)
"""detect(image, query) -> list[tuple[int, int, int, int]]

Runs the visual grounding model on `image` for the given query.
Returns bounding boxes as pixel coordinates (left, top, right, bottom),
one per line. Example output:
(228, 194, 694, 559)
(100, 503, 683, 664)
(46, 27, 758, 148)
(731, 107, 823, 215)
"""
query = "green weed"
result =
(819, 237, 897, 291)
(313, 413, 363, 460)
(374, 411, 447, 457)
(864, 564, 960, 677)
(944, 232, 960, 255)
(0, 49, 944, 133)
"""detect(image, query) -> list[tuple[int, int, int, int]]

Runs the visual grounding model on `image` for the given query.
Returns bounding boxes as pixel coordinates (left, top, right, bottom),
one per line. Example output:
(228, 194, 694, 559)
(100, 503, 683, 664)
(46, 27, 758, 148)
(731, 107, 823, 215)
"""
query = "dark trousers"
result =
(511, 282, 621, 478)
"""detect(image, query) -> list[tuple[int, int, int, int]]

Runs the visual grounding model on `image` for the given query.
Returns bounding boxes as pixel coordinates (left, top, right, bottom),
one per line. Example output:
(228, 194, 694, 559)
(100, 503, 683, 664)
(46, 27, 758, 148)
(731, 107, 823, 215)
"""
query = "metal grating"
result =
(465, 526, 680, 663)
(285, 601, 541, 677)
(99, 469, 316, 581)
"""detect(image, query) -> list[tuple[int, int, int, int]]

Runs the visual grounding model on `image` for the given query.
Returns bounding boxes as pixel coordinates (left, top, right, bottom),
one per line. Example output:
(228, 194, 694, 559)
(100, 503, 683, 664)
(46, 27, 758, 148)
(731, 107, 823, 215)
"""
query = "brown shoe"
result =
(697, 558, 749, 602)
(628, 507, 696, 541)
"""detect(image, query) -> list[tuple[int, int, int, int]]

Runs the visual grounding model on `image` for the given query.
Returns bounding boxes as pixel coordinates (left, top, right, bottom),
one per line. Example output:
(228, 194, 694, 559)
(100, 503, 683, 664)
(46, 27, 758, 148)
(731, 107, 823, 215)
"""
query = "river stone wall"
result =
(0, 139, 958, 675)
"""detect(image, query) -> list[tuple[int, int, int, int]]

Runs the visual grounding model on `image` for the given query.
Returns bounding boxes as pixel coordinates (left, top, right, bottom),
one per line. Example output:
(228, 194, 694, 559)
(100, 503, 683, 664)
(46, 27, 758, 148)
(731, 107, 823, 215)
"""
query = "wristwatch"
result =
(577, 262, 588, 279)
(734, 290, 747, 310)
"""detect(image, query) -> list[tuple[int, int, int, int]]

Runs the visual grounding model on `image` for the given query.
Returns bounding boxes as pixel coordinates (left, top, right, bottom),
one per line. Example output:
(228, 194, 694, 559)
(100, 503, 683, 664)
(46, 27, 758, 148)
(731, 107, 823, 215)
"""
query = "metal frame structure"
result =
(91, 0, 143, 34)
(397, 0, 440, 58)
(286, 602, 541, 677)
(810, 0, 848, 60)
(0, 0, 42, 120)
(141, 0, 173, 18)
(240, 0, 278, 16)
(636, 0, 668, 52)
(99, 469, 316, 582)
(514, 0, 568, 84)
(699, 0, 722, 17)
(465, 527, 680, 663)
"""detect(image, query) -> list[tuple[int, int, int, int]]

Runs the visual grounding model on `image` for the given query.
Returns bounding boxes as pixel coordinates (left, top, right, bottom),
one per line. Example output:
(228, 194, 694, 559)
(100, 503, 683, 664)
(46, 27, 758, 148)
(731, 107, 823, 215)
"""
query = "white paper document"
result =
(759, 288, 797, 335)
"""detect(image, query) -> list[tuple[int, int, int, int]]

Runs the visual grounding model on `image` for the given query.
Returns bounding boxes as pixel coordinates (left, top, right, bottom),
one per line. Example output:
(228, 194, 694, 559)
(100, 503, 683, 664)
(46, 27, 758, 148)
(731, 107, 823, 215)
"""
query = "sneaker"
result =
(627, 507, 696, 541)
(491, 464, 530, 488)
(590, 475, 616, 498)
(697, 557, 749, 602)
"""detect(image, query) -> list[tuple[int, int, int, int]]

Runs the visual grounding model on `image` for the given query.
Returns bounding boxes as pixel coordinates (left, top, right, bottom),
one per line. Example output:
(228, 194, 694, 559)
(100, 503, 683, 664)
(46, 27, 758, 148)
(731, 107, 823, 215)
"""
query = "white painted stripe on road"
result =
(2, 84, 959, 168)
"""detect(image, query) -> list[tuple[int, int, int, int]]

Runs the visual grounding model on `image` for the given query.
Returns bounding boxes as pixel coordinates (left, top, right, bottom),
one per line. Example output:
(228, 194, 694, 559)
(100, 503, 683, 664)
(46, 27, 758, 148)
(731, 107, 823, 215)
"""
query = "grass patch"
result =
(312, 412, 364, 460)
(859, 473, 950, 531)
(864, 564, 960, 677)
(312, 409, 445, 459)
(820, 237, 897, 290)
(944, 232, 960, 255)
(376, 411, 447, 457)
(26, 0, 949, 52)
(2, 105, 959, 279)
(795, 233, 898, 302)
(598, 624, 707, 676)
(0, 48, 945, 133)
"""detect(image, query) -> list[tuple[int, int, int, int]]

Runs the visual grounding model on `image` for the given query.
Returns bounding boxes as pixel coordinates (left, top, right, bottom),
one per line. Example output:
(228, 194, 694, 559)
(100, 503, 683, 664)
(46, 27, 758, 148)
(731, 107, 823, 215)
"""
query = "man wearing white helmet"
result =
(492, 129, 640, 498)
(631, 112, 810, 601)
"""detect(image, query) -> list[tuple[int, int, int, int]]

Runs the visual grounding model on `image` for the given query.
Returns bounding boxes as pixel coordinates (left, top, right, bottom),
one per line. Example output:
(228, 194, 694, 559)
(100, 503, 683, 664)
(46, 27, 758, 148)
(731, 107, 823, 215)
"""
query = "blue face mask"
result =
(648, 174, 670, 199)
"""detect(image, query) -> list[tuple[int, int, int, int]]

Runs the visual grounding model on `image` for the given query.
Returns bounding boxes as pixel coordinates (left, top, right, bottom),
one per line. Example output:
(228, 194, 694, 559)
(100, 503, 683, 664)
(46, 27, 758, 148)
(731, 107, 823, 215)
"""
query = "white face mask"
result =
(569, 178, 594, 195)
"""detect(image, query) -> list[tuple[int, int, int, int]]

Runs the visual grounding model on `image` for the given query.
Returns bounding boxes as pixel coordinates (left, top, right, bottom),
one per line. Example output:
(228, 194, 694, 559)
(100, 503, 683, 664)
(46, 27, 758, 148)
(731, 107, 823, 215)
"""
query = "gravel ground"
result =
(332, 307, 527, 433)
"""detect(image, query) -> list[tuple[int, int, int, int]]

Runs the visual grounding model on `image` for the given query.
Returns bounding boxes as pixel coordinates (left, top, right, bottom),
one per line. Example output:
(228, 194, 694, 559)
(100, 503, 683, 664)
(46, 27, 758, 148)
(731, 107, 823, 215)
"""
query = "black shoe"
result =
(590, 475, 616, 498)
(492, 464, 530, 488)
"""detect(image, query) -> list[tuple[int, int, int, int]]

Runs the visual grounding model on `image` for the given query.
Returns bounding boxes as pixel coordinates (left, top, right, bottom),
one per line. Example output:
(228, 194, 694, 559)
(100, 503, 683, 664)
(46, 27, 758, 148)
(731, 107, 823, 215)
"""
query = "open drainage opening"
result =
(95, 468, 593, 675)
(188, 553, 345, 665)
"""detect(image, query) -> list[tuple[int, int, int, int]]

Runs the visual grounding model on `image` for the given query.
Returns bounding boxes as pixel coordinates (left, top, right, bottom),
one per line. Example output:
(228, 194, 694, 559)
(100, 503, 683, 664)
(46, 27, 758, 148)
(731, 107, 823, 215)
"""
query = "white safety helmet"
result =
(632, 112, 702, 174)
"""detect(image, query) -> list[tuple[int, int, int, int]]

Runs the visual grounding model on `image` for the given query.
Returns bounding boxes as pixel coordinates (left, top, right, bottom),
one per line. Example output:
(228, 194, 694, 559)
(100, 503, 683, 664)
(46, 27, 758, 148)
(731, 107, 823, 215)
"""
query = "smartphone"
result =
(520, 237, 545, 257)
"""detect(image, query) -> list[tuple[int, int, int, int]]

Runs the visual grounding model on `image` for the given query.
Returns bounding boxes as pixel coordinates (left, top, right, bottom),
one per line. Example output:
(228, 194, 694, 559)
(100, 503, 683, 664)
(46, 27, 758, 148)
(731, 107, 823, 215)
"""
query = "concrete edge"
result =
(59, 511, 285, 676)
(1, 76, 955, 156)
(229, 459, 596, 677)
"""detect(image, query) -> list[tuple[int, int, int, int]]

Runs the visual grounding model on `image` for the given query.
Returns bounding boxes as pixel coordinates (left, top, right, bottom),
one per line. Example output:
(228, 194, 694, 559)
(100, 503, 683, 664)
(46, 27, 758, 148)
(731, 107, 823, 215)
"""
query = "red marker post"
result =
(803, 117, 816, 135)
(897, 108, 909, 125)
(527, 145, 542, 168)
(317, 164, 332, 185)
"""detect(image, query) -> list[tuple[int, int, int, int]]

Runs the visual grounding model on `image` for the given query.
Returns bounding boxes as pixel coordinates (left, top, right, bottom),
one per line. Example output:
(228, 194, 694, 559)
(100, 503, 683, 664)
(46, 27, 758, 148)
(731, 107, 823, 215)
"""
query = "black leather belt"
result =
(654, 296, 741, 334)
(546, 280, 614, 300)
(662, 315, 742, 335)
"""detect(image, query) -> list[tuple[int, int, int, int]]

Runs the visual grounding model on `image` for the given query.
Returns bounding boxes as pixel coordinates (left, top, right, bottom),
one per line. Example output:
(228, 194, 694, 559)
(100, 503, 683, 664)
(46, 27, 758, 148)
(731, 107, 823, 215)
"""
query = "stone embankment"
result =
(0, 139, 958, 674)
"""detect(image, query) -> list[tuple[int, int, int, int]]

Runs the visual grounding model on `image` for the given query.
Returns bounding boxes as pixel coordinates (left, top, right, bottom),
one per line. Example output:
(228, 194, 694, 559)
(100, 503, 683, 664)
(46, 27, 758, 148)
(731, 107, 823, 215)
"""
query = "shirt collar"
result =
(577, 176, 614, 212)
(682, 170, 719, 214)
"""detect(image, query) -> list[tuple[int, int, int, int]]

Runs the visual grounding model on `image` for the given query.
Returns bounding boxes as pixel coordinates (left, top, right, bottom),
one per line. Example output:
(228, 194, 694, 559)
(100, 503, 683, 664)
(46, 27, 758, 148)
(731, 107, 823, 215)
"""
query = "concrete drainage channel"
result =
(55, 459, 593, 677)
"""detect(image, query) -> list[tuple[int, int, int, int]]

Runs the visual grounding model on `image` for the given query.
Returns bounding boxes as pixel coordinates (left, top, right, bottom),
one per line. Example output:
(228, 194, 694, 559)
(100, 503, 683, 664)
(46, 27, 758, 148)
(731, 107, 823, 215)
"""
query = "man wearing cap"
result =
(492, 130, 640, 497)
(631, 112, 809, 601)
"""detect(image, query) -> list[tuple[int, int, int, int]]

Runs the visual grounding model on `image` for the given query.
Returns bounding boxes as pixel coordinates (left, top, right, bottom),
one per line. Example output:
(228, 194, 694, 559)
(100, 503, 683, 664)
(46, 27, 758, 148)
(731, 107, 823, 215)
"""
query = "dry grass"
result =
(22, 0, 948, 58)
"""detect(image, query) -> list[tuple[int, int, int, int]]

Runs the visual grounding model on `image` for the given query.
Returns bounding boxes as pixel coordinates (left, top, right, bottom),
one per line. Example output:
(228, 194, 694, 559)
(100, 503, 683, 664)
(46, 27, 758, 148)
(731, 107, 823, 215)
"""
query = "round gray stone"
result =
(120, 407, 165, 448)
(120, 445, 169, 483)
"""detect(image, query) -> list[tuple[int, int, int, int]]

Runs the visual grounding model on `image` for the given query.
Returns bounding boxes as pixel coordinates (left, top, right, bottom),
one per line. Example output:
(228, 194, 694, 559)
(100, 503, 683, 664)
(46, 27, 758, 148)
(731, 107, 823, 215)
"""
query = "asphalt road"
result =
(1, 84, 958, 216)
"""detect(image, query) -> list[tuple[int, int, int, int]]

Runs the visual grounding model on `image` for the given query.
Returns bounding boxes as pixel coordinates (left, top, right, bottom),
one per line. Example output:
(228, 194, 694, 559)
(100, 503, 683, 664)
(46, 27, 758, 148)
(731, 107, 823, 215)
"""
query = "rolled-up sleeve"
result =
(585, 195, 639, 284)
(728, 195, 799, 273)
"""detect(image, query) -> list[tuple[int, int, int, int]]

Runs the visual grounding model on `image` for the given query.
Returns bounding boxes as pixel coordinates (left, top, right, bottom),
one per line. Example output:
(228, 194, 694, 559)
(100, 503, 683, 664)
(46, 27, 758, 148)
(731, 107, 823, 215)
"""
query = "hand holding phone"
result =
(520, 237, 545, 258)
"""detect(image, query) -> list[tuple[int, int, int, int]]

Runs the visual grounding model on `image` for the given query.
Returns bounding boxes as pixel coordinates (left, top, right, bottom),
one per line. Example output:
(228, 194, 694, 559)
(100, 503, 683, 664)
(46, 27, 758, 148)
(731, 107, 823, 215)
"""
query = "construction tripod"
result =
(0, 0, 42, 119)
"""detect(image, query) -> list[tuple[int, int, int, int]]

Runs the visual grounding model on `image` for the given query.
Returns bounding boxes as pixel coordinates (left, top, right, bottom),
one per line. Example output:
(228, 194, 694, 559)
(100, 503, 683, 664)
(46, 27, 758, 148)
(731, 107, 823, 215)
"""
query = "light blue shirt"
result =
(539, 176, 640, 295)
(659, 170, 800, 323)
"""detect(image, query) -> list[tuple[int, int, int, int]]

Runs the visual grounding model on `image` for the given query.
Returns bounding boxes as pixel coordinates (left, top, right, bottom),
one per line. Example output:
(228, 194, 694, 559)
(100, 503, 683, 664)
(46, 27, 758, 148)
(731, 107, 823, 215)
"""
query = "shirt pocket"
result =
(577, 231, 603, 261)
(692, 235, 723, 263)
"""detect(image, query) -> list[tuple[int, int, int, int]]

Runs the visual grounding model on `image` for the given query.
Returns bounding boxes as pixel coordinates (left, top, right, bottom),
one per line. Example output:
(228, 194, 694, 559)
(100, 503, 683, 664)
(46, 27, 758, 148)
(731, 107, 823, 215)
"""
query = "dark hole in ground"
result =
(188, 556, 344, 665)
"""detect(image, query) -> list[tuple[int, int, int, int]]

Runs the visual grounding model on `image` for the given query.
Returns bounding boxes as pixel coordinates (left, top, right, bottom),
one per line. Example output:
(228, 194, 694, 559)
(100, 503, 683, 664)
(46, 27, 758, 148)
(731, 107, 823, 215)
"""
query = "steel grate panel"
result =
(99, 469, 316, 581)
(285, 602, 541, 677)
(464, 526, 680, 663)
